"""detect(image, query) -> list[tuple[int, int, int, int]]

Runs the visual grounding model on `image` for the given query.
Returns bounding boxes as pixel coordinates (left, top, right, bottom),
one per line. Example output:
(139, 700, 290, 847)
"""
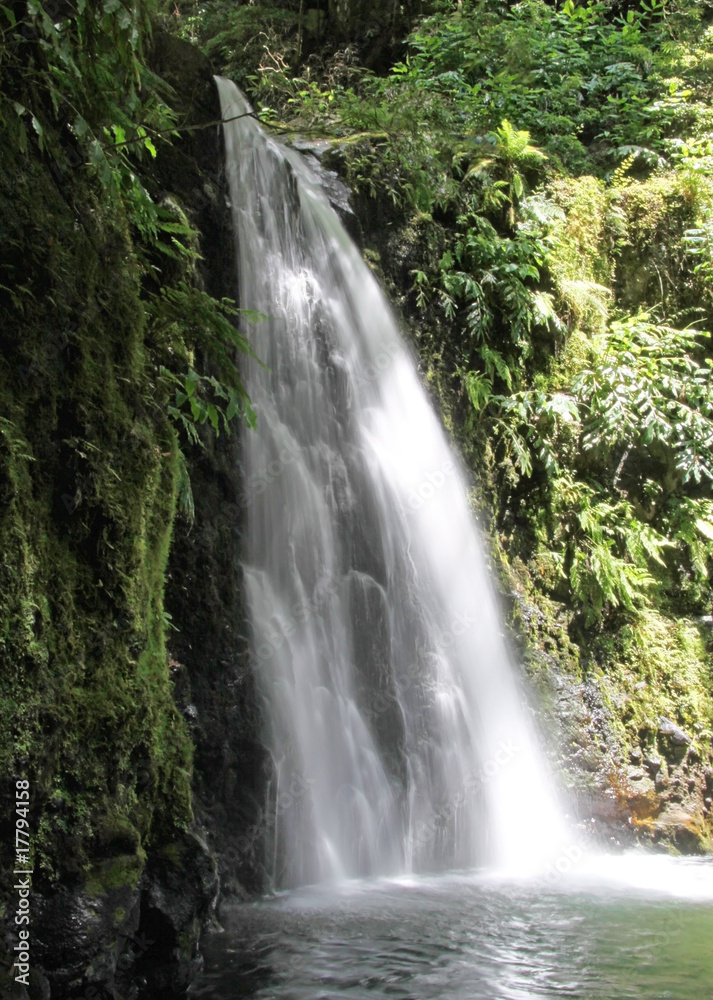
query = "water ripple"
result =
(190, 859, 713, 1000)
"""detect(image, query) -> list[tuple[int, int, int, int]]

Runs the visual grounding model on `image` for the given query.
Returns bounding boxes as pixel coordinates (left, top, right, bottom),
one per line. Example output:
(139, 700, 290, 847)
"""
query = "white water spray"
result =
(216, 77, 566, 888)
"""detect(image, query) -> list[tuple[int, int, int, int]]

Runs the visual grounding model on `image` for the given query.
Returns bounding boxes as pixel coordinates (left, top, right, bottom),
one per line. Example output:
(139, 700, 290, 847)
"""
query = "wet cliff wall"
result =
(0, 27, 266, 1000)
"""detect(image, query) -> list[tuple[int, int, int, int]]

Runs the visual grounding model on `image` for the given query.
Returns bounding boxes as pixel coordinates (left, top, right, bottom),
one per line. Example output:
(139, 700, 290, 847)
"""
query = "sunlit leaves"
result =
(464, 370, 492, 414)
(462, 308, 713, 620)
(575, 314, 713, 484)
(439, 213, 558, 355)
(550, 476, 669, 624)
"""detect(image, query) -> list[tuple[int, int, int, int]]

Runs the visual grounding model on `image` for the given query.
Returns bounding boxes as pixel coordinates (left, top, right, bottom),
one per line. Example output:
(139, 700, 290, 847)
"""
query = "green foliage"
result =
(178, 1, 300, 84)
(253, 51, 459, 210)
(550, 476, 668, 623)
(461, 119, 548, 224)
(0, 0, 177, 241)
(393, 0, 699, 173)
(575, 314, 713, 484)
(435, 209, 558, 364)
(0, 0, 258, 893)
(234, 0, 713, 204)
(546, 176, 614, 329)
(1, 0, 257, 478)
(151, 282, 260, 372)
(684, 197, 713, 317)
(162, 367, 254, 445)
(465, 309, 713, 620)
(592, 607, 713, 757)
(150, 282, 260, 438)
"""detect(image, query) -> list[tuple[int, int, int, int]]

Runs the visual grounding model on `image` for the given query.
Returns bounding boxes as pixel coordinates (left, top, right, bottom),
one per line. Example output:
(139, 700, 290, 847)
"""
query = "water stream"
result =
(216, 75, 565, 889)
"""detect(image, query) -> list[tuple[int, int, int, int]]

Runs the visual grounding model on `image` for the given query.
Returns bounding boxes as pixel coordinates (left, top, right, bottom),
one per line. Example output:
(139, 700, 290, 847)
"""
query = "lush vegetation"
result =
(0, 0, 255, 918)
(171, 0, 713, 785)
(2, 0, 713, 951)
(171, 0, 713, 621)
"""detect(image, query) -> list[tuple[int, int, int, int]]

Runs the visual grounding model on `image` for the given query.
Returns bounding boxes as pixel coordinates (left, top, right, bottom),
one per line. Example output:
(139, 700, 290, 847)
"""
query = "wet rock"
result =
(643, 754, 662, 775)
(657, 716, 692, 745)
(300, 150, 354, 216)
(652, 805, 711, 854)
(132, 832, 219, 1000)
(624, 772, 659, 820)
(579, 787, 630, 825)
(28, 868, 142, 999)
(183, 702, 199, 723)
(654, 768, 669, 792)
(21, 834, 217, 999)
(0, 966, 49, 1000)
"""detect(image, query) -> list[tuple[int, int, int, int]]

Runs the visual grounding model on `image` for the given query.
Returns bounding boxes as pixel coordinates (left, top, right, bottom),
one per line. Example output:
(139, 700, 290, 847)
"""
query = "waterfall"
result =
(216, 77, 566, 889)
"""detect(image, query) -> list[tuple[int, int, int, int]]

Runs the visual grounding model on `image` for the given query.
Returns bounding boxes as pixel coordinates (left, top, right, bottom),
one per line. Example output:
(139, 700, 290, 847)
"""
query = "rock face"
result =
(152, 33, 273, 900)
(163, 413, 272, 900)
(19, 834, 218, 1000)
(140, 22, 271, 978)
(658, 716, 692, 746)
(127, 833, 219, 999)
(509, 588, 713, 855)
(0, 31, 262, 1000)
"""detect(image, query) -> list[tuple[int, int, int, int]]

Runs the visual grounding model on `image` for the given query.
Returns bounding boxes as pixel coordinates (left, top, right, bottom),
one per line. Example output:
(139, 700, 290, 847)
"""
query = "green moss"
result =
(85, 853, 146, 898)
(157, 842, 183, 867)
(508, 557, 582, 680)
(594, 610, 713, 755)
(0, 138, 193, 892)
(549, 175, 613, 290)
(614, 170, 713, 315)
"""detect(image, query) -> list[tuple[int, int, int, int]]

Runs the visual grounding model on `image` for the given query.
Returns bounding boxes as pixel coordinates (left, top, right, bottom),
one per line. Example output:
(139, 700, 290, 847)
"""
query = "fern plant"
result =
(554, 478, 668, 624)
(462, 309, 713, 621)
(574, 313, 713, 486)
(460, 119, 548, 225)
(438, 212, 560, 357)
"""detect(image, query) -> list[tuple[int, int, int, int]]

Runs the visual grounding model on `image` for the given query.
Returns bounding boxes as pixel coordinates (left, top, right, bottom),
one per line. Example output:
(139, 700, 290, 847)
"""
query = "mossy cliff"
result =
(0, 29, 241, 1000)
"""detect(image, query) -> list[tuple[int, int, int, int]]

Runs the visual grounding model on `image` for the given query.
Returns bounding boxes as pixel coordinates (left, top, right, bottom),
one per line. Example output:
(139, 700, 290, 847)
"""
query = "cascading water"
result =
(216, 77, 567, 889)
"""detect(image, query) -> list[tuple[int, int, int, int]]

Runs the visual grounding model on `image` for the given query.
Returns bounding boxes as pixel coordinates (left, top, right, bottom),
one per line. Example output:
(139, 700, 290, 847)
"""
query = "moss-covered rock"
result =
(0, 27, 232, 1000)
(0, 146, 193, 850)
